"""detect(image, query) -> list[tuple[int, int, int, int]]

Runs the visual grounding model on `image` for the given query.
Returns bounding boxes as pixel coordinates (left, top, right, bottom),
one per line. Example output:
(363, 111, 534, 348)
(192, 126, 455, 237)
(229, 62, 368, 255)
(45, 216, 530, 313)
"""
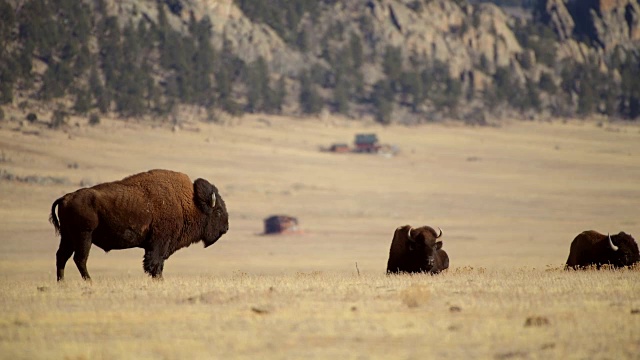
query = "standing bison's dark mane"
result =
(386, 224, 449, 274)
(49, 169, 229, 281)
(565, 230, 639, 270)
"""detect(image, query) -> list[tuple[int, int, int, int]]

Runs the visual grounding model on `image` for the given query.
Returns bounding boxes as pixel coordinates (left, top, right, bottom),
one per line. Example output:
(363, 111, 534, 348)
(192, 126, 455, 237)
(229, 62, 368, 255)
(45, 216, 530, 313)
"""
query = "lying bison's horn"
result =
(436, 227, 443, 238)
(211, 192, 216, 208)
(608, 233, 618, 251)
(407, 227, 413, 241)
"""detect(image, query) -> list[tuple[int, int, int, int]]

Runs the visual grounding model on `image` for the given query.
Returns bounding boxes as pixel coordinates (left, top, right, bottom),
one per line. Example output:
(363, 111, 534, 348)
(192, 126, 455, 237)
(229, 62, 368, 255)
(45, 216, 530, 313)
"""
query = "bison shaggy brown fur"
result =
(50, 169, 229, 281)
(565, 230, 639, 269)
(387, 225, 449, 274)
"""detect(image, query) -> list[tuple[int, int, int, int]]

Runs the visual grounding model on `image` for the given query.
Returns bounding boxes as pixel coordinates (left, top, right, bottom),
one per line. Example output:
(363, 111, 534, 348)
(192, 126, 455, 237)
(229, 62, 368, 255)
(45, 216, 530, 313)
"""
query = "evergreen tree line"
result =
(235, 0, 323, 50)
(0, 0, 286, 119)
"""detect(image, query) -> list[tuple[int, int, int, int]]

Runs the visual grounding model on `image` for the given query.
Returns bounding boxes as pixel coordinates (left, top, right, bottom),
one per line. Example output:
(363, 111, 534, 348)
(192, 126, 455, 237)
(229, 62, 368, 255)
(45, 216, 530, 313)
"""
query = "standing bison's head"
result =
(406, 226, 443, 271)
(608, 232, 640, 267)
(194, 178, 229, 248)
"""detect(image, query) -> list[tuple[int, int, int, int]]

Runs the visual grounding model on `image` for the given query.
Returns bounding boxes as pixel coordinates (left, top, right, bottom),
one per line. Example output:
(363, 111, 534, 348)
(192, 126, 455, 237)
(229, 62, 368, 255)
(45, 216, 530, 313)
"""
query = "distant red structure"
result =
(329, 143, 350, 153)
(263, 215, 302, 234)
(353, 133, 381, 153)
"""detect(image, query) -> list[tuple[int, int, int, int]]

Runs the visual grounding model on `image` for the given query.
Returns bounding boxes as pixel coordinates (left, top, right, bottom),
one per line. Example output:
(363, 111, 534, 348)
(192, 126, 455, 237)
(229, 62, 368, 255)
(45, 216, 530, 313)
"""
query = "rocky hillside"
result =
(0, 0, 638, 126)
(541, 0, 640, 59)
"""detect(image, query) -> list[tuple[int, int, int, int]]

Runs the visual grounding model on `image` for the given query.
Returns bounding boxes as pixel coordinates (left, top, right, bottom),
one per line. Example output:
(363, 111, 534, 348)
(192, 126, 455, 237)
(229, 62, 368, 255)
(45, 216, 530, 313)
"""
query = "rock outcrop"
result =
(591, 0, 640, 50)
(543, 0, 640, 63)
(100, 0, 306, 74)
(300, 0, 526, 92)
(542, 0, 575, 41)
(95, 0, 532, 102)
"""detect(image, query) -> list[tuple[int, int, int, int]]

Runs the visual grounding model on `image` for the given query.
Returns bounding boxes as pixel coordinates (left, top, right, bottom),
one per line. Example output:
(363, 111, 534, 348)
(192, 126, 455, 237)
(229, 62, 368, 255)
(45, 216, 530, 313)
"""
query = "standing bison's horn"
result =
(407, 227, 413, 241)
(608, 233, 618, 251)
(436, 227, 443, 238)
(211, 192, 216, 207)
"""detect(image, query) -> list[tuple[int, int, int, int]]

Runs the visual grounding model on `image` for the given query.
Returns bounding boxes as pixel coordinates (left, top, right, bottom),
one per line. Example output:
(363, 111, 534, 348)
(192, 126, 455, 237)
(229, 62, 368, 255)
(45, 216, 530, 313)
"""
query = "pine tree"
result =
(299, 70, 322, 114)
(400, 71, 423, 112)
(216, 36, 246, 115)
(349, 33, 363, 69)
(538, 72, 556, 94)
(89, 66, 109, 113)
(98, 16, 123, 91)
(269, 76, 286, 114)
(115, 21, 146, 116)
(524, 78, 541, 111)
(74, 44, 90, 75)
(50, 105, 68, 129)
(0, 0, 15, 50)
(157, 2, 171, 68)
(17, 43, 33, 80)
(246, 56, 270, 113)
(0, 80, 12, 104)
(619, 55, 640, 119)
(0, 51, 16, 104)
(333, 73, 350, 114)
(73, 88, 91, 114)
(372, 79, 393, 124)
(41, 61, 71, 100)
(382, 45, 403, 84)
(191, 16, 214, 105)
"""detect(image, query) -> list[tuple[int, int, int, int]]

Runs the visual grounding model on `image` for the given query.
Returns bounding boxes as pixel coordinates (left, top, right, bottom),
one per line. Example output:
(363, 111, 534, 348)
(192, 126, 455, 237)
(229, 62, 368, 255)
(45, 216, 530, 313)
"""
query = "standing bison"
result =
(50, 169, 229, 281)
(387, 225, 449, 274)
(565, 230, 639, 269)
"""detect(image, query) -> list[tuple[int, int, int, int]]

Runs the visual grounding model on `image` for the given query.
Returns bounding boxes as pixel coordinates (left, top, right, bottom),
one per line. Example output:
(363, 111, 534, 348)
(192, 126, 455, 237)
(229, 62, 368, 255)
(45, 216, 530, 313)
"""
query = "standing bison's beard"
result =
(203, 229, 226, 248)
(203, 204, 229, 248)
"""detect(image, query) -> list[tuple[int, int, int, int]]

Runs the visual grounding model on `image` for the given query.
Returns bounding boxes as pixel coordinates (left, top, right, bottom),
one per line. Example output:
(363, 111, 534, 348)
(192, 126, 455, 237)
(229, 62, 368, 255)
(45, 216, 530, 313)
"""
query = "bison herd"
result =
(49, 169, 639, 281)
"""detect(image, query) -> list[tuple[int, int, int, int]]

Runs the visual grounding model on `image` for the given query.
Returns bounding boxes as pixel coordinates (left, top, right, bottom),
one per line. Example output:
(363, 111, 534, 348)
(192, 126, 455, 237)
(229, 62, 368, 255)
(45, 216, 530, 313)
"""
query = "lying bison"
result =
(50, 169, 229, 281)
(387, 225, 448, 274)
(566, 230, 639, 269)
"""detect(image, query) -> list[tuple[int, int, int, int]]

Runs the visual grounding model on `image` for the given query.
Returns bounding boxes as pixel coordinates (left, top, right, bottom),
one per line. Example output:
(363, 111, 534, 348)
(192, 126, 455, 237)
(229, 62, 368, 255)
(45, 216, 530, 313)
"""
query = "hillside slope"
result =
(0, 0, 638, 124)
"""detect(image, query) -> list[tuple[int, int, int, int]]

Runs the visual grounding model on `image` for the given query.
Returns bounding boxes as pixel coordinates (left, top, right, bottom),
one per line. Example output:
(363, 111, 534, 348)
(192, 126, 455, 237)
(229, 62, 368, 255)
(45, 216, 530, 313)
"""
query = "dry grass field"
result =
(0, 114, 639, 359)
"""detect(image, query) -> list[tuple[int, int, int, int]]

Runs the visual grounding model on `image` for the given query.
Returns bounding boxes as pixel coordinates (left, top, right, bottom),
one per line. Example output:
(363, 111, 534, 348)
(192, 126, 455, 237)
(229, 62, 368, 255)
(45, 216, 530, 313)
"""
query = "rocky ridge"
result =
(2, 0, 639, 122)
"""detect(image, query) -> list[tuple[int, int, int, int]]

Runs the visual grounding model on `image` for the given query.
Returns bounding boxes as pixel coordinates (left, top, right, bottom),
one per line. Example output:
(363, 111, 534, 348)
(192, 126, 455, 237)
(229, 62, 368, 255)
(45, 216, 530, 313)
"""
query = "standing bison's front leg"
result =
(73, 231, 93, 281)
(143, 247, 165, 279)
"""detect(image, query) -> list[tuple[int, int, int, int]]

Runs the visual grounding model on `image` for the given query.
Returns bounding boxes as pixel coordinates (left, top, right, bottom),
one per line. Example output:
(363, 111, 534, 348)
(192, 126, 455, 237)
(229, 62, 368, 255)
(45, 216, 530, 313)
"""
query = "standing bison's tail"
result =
(49, 196, 64, 235)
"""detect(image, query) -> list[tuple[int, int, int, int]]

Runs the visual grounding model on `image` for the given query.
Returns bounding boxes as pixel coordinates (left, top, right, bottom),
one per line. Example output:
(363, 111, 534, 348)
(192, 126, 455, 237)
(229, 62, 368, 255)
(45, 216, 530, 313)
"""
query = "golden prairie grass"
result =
(1, 114, 640, 358)
(1, 268, 639, 359)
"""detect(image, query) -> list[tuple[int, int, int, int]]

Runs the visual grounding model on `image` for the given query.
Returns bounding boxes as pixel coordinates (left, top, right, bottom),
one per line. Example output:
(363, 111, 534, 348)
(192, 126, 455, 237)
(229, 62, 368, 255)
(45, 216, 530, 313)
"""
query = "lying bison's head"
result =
(194, 178, 229, 248)
(608, 232, 640, 267)
(407, 226, 443, 271)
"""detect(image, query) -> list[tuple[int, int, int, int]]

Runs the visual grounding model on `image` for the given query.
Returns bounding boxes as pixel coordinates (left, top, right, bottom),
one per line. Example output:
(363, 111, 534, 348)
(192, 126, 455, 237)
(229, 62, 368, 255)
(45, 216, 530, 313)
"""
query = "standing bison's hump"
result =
(89, 169, 194, 209)
(107, 169, 192, 195)
(118, 169, 191, 185)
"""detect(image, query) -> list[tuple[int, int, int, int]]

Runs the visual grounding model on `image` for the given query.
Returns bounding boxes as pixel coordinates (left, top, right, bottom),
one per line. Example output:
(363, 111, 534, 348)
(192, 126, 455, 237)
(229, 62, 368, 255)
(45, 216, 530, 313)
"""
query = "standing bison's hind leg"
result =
(56, 237, 74, 281)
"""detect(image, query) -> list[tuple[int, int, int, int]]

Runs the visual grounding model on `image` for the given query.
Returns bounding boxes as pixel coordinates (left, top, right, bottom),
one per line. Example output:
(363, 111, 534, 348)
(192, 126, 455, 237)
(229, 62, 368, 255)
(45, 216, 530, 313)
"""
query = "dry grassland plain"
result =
(0, 114, 639, 359)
